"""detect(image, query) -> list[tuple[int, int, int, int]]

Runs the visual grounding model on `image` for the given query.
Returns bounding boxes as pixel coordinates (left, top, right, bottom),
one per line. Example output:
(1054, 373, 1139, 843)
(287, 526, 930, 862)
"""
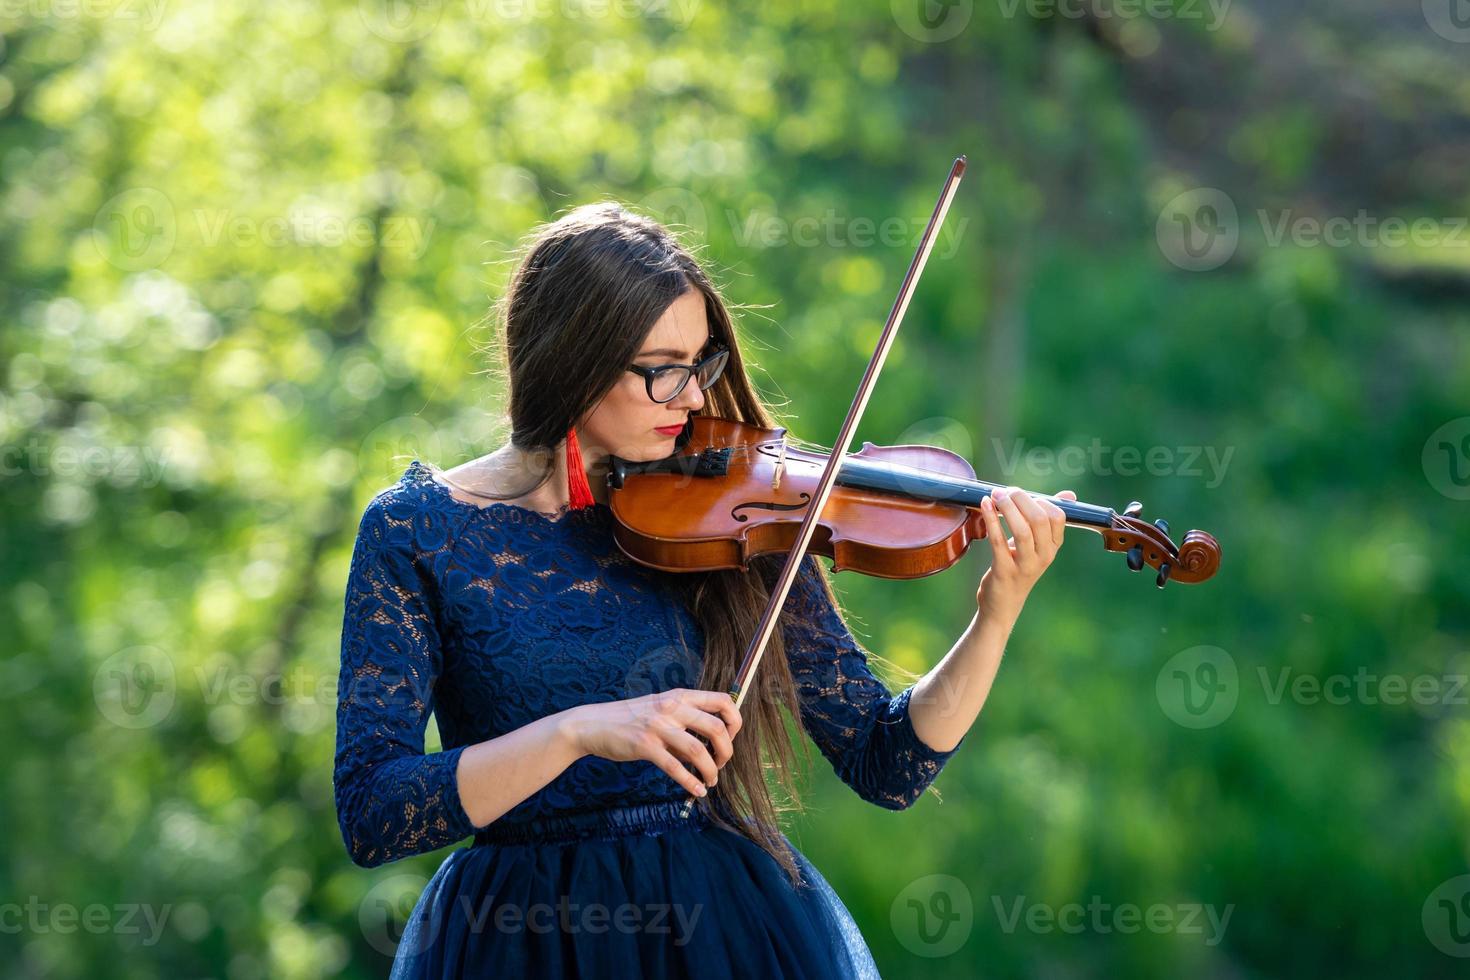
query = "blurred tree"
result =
(0, 1, 1466, 978)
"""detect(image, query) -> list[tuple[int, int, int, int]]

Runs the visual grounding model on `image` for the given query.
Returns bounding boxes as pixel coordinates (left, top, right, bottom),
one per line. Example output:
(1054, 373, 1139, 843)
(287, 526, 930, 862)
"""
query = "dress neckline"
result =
(404, 459, 611, 527)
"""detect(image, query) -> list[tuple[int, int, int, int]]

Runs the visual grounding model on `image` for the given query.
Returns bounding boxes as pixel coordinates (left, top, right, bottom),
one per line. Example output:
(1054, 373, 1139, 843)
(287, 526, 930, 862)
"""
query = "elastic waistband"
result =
(473, 800, 714, 847)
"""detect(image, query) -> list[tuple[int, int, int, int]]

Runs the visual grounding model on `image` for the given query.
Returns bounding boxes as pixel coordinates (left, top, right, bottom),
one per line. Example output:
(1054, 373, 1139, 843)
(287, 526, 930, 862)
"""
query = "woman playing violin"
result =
(333, 201, 1076, 978)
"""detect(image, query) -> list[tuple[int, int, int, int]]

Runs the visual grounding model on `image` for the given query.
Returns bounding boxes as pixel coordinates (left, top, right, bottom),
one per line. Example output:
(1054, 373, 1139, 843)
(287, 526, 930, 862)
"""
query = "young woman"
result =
(333, 202, 1074, 978)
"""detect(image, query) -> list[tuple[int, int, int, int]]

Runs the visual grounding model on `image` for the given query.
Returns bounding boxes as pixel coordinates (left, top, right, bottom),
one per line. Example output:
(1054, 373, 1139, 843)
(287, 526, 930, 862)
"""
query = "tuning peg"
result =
(1153, 518, 1170, 535)
(1126, 545, 1144, 571)
(1156, 562, 1171, 588)
(1123, 501, 1143, 518)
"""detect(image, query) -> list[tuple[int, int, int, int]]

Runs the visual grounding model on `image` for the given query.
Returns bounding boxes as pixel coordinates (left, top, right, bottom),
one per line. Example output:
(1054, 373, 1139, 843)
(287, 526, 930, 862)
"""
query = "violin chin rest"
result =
(673, 416, 695, 453)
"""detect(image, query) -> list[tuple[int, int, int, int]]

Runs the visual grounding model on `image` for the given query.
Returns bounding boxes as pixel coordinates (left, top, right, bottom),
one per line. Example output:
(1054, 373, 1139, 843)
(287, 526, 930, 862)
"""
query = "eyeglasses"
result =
(625, 343, 730, 404)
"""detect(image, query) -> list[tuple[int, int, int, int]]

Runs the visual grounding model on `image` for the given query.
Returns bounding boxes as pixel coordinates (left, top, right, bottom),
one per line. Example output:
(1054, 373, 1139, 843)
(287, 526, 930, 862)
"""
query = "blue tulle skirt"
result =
(388, 800, 880, 978)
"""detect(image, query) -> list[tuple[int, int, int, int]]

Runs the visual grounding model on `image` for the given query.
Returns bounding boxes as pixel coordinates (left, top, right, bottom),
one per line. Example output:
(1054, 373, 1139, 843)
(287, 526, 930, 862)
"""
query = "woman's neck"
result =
(500, 436, 611, 509)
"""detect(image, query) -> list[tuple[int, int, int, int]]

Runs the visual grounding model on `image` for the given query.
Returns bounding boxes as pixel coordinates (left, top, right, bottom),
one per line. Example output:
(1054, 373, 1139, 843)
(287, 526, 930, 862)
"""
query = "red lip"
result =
(655, 423, 686, 434)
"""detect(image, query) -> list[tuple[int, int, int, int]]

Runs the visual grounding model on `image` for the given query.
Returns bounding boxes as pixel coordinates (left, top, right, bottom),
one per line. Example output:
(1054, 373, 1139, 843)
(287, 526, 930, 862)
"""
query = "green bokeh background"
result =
(3, 1, 1468, 977)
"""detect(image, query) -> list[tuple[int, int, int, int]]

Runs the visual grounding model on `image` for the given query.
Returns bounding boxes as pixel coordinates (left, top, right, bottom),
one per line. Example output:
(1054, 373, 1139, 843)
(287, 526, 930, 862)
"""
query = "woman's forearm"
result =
(907, 608, 1017, 754)
(455, 709, 586, 829)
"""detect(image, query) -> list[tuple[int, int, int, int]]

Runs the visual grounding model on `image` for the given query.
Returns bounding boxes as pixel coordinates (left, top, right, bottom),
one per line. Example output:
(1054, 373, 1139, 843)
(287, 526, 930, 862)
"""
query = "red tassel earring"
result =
(564, 426, 596, 510)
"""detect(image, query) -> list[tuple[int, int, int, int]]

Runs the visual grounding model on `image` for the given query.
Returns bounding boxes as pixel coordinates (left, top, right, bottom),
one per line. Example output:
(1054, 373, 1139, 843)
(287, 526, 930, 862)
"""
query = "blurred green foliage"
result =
(2, 1, 1468, 977)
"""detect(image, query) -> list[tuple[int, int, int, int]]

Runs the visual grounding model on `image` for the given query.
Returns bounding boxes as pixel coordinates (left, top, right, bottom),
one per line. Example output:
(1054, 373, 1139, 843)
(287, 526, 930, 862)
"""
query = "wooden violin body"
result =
(607, 416, 1221, 588)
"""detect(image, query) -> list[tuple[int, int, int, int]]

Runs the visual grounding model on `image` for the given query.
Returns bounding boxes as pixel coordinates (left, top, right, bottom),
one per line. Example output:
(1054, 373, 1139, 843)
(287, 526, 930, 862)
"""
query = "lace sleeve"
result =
(333, 491, 477, 868)
(782, 555, 965, 810)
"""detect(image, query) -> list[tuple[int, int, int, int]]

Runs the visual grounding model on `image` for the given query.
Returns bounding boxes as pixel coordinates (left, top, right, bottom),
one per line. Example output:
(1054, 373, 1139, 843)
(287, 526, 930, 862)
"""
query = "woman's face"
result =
(578, 288, 713, 463)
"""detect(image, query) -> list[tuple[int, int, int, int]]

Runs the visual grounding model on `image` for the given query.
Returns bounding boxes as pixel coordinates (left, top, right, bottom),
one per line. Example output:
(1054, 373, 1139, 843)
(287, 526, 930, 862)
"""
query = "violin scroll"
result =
(1102, 500, 1221, 588)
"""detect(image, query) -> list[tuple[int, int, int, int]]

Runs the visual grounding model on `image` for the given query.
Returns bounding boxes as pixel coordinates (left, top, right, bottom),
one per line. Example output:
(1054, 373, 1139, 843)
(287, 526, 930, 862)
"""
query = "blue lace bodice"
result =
(333, 460, 965, 868)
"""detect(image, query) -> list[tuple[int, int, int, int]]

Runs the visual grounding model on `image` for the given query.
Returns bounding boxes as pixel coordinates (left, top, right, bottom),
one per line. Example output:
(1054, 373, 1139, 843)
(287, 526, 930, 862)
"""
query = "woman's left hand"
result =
(976, 485, 1077, 624)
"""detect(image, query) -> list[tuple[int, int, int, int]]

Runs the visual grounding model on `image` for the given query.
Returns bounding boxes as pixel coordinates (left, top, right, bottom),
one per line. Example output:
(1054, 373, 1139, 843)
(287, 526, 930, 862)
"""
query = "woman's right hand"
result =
(560, 689, 743, 798)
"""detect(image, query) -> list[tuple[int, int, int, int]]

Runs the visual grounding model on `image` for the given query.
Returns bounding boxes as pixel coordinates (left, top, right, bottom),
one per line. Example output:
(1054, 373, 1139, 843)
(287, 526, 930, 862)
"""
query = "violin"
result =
(605, 415, 1221, 589)
(599, 156, 1217, 821)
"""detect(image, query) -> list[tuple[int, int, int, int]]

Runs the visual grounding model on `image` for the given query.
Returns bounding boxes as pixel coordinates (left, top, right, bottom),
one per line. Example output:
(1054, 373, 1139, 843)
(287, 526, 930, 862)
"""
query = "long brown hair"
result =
(452, 202, 877, 885)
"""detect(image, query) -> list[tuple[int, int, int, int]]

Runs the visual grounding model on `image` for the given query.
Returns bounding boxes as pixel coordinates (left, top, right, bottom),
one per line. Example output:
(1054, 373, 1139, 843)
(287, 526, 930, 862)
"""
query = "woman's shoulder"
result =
(353, 459, 473, 557)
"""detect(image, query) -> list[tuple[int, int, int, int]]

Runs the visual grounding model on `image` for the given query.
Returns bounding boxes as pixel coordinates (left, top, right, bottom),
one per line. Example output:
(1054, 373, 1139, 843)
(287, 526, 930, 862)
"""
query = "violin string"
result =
(690, 440, 1002, 487)
(679, 441, 1112, 521)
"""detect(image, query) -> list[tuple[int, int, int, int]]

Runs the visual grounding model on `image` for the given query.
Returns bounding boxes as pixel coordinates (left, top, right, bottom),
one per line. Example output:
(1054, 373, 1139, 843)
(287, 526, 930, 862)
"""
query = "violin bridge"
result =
(771, 436, 787, 490)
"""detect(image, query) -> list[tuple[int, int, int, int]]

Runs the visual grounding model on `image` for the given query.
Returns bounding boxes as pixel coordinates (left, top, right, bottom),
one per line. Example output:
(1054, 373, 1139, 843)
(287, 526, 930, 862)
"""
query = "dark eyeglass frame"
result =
(625, 343, 730, 404)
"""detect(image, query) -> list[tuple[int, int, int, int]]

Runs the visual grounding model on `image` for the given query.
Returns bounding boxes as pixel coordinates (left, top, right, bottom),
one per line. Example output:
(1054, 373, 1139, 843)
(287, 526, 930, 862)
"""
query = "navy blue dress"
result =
(334, 460, 966, 977)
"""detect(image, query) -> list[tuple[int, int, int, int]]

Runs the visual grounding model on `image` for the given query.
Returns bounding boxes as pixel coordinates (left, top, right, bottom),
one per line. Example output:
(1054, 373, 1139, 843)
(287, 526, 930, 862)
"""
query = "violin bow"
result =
(669, 156, 1224, 816)
(724, 156, 968, 712)
(720, 155, 964, 714)
(676, 157, 968, 819)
